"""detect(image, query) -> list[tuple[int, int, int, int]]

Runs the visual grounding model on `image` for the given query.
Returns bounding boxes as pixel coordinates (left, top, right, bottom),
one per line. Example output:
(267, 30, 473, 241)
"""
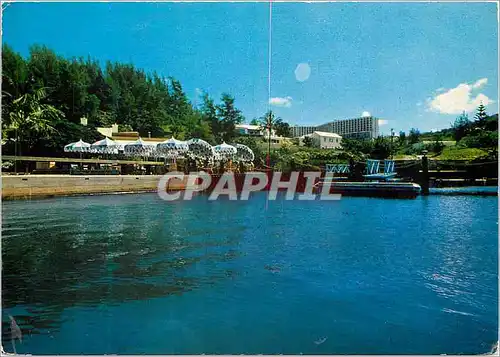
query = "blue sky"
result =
(3, 2, 498, 134)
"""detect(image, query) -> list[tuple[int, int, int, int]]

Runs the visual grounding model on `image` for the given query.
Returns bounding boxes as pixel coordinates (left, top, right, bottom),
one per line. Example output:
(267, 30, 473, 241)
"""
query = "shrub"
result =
(437, 147, 489, 161)
(459, 131, 498, 149)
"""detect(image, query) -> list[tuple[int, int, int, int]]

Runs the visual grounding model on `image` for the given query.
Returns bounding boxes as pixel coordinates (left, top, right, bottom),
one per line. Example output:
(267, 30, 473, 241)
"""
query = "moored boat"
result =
(313, 180, 422, 198)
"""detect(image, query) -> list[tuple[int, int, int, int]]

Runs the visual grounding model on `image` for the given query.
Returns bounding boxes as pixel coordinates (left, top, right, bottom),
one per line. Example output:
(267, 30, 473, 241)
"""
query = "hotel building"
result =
(291, 116, 380, 139)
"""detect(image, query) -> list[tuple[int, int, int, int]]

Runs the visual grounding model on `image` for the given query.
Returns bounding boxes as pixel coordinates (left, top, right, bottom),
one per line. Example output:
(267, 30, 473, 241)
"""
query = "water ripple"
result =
(1, 192, 498, 354)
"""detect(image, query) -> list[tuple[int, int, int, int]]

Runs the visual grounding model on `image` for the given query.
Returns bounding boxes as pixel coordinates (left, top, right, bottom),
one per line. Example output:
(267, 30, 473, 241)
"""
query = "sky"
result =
(2, 2, 498, 134)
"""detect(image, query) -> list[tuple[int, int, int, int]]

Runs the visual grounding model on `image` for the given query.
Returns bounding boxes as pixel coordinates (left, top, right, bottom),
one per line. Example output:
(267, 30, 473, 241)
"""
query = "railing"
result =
(32, 169, 71, 175)
(70, 168, 121, 175)
(1, 155, 164, 165)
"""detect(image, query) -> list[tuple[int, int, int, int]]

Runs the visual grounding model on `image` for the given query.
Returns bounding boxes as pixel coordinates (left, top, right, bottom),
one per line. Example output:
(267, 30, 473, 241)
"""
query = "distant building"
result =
(291, 126, 316, 138)
(291, 116, 380, 139)
(304, 131, 342, 149)
(235, 124, 276, 137)
(235, 124, 264, 137)
(95, 125, 165, 150)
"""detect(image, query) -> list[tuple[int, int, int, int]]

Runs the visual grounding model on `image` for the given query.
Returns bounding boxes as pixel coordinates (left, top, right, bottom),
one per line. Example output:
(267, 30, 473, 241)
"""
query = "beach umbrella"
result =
(90, 137, 118, 154)
(234, 143, 255, 162)
(187, 138, 215, 159)
(64, 139, 92, 162)
(213, 142, 237, 161)
(124, 137, 155, 157)
(64, 139, 91, 153)
(157, 137, 189, 158)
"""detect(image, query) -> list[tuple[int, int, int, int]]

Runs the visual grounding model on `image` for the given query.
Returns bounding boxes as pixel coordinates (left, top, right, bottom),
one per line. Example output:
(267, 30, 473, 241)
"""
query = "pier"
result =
(312, 181, 422, 198)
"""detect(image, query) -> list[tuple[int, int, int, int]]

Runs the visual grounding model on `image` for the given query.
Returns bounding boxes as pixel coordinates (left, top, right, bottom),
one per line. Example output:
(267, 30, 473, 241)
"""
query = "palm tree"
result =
(259, 110, 282, 134)
(3, 88, 63, 165)
(259, 111, 280, 167)
(4, 88, 63, 150)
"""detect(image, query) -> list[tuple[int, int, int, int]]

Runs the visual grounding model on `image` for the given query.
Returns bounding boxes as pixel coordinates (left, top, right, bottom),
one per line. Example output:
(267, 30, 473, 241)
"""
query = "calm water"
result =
(2, 191, 498, 354)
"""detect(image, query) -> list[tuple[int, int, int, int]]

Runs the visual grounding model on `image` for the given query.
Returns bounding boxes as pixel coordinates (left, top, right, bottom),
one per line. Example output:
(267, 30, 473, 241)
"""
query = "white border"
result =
(0, 0, 498, 356)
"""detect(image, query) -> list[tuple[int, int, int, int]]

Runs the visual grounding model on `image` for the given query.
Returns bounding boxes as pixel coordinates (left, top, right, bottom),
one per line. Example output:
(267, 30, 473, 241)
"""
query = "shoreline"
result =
(2, 174, 497, 201)
(2, 189, 160, 201)
(1, 175, 188, 200)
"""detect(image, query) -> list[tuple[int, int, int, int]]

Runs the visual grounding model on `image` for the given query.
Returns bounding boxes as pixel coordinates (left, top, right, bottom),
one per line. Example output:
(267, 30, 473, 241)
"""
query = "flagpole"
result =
(266, 0, 272, 202)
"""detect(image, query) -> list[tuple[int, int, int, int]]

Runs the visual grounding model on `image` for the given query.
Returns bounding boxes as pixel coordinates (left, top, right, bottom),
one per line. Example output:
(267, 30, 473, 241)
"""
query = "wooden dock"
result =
(313, 181, 422, 198)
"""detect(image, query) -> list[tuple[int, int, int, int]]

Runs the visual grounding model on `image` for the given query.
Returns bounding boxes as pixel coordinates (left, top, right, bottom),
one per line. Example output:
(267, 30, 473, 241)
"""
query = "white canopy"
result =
(157, 137, 189, 158)
(234, 143, 255, 162)
(187, 138, 215, 159)
(213, 142, 237, 160)
(124, 137, 156, 156)
(64, 139, 91, 153)
(90, 137, 118, 154)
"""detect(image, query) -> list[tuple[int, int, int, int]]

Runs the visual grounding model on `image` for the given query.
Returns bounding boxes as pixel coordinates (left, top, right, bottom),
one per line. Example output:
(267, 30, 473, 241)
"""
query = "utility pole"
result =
(14, 130, 17, 174)
(267, 111, 272, 169)
(421, 150, 429, 195)
(390, 128, 395, 160)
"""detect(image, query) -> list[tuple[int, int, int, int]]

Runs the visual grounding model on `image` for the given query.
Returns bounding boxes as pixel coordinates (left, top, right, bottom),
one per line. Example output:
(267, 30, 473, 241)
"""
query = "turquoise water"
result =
(2, 192, 498, 354)
(430, 186, 498, 195)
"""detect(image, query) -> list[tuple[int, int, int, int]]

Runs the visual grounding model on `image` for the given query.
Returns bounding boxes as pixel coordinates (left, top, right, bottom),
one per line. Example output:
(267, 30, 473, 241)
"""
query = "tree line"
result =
(339, 104, 497, 161)
(1, 44, 267, 156)
(2, 44, 494, 164)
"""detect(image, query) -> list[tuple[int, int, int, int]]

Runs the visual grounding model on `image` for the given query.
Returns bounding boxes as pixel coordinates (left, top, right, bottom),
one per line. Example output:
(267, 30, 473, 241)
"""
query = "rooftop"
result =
(313, 131, 342, 138)
(291, 116, 379, 127)
(236, 124, 262, 130)
(111, 135, 167, 143)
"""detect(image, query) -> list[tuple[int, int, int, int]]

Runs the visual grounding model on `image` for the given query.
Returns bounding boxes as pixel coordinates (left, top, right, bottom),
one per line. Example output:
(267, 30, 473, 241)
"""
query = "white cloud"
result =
(269, 96, 292, 108)
(472, 78, 488, 89)
(427, 78, 494, 115)
(378, 119, 389, 126)
(361, 111, 371, 117)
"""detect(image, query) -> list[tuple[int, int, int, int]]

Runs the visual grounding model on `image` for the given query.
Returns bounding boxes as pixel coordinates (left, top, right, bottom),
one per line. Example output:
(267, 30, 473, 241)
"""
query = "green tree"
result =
(1, 44, 336, 159)
(118, 124, 133, 132)
(201, 92, 220, 142)
(274, 119, 290, 137)
(184, 110, 213, 142)
(302, 136, 314, 148)
(408, 128, 421, 144)
(32, 121, 103, 157)
(460, 131, 498, 149)
(371, 136, 391, 159)
(232, 136, 263, 164)
(340, 137, 373, 156)
(398, 131, 406, 146)
(217, 93, 244, 142)
(168, 78, 192, 122)
(3, 88, 64, 155)
(474, 103, 488, 125)
(259, 110, 274, 132)
(452, 111, 471, 141)
(259, 110, 290, 137)
(484, 114, 498, 131)
(430, 133, 445, 154)
(2, 44, 29, 101)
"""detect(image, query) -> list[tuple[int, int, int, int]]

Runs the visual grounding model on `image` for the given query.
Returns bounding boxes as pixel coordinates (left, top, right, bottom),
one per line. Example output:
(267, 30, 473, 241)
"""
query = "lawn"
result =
(435, 147, 489, 161)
